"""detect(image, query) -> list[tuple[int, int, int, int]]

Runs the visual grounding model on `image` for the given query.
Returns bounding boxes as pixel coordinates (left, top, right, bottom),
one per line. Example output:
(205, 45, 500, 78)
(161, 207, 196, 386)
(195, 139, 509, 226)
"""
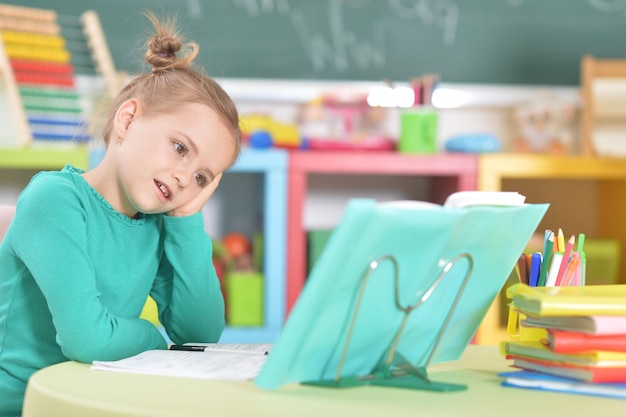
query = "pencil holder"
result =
(398, 109, 438, 154)
(226, 271, 264, 326)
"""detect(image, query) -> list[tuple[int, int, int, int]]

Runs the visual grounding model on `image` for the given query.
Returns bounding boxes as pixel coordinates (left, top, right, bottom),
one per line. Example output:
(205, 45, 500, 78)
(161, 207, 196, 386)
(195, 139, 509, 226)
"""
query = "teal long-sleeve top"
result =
(0, 165, 225, 416)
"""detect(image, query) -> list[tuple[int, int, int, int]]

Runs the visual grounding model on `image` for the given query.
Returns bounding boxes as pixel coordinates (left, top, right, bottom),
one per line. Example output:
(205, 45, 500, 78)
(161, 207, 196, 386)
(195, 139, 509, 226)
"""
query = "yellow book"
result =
(508, 283, 626, 317)
(501, 340, 626, 367)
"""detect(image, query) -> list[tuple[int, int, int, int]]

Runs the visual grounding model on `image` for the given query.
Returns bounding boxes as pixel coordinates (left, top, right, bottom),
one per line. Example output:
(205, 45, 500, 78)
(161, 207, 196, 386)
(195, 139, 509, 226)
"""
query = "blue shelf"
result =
(219, 148, 288, 343)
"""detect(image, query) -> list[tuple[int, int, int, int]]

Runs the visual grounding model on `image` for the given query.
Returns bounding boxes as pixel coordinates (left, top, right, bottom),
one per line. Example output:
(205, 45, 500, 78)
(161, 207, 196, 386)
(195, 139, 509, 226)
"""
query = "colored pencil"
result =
(555, 235, 575, 286)
(537, 232, 554, 287)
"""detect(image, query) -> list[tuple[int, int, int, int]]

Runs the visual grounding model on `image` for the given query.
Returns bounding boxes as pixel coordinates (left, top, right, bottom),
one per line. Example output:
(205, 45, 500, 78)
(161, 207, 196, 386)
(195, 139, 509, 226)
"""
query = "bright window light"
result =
(432, 88, 469, 109)
(367, 86, 415, 108)
(367, 86, 393, 107)
(394, 86, 415, 108)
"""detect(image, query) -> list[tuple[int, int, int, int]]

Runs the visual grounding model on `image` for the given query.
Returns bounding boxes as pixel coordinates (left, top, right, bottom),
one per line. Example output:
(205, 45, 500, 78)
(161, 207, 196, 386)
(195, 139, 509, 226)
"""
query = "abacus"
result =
(0, 3, 121, 146)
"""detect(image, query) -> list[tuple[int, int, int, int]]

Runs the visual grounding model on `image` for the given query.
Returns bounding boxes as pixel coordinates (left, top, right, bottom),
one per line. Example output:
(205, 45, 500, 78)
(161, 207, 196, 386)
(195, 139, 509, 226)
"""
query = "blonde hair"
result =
(101, 12, 241, 165)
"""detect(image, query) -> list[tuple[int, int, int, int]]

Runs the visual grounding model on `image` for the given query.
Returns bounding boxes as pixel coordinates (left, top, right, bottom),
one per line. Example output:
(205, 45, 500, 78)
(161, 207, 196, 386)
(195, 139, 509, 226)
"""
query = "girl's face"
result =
(112, 101, 236, 217)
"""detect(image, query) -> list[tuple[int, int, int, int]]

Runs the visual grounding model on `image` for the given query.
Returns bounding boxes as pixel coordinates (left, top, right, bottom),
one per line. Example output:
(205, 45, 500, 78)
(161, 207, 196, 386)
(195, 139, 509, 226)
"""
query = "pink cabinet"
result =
(286, 151, 478, 313)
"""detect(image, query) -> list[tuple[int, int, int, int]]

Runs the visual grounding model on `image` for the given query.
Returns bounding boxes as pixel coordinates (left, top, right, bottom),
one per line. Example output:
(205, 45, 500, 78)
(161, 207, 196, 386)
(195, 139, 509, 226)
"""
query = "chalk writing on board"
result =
(232, 0, 460, 74)
(387, 0, 459, 46)
(589, 0, 626, 15)
(291, 1, 386, 73)
(187, 0, 203, 19)
(234, 0, 291, 18)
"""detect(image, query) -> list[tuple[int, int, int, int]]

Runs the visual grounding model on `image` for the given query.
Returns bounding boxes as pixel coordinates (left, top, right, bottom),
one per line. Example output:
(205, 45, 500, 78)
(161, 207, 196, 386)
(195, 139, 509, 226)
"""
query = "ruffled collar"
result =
(63, 164, 147, 226)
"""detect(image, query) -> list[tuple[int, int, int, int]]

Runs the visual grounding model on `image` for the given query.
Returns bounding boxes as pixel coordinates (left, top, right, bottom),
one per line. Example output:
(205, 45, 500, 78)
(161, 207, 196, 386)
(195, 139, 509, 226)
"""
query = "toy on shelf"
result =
(240, 114, 303, 150)
(512, 94, 577, 154)
(222, 232, 255, 271)
(0, 4, 121, 146)
(80, 11, 127, 100)
(297, 93, 394, 151)
(0, 4, 86, 145)
(444, 133, 501, 153)
(216, 232, 264, 327)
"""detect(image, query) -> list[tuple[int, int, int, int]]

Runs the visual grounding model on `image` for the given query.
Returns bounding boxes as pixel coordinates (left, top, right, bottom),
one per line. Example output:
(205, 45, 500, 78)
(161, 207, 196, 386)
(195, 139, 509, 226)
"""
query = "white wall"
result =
(0, 77, 580, 230)
(221, 79, 580, 230)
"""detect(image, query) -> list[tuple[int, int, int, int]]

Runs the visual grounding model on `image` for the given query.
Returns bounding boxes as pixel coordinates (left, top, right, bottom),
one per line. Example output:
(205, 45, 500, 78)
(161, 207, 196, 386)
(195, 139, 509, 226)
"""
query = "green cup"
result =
(398, 110, 438, 154)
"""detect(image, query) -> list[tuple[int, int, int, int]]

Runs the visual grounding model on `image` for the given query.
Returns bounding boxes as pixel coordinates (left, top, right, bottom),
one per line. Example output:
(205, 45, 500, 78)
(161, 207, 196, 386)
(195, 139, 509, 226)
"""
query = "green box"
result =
(398, 110, 438, 154)
(307, 230, 333, 274)
(584, 239, 621, 285)
(226, 272, 264, 326)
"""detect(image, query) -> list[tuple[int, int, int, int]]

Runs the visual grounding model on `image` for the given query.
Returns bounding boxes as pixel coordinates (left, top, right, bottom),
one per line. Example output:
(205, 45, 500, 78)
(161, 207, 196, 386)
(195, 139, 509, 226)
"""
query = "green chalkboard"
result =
(7, 0, 626, 85)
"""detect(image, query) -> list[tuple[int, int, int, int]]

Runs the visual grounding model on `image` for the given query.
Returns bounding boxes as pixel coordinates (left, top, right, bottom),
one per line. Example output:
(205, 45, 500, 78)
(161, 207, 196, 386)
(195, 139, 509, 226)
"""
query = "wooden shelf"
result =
(580, 55, 626, 156)
(479, 153, 626, 187)
(0, 145, 90, 170)
(219, 148, 288, 343)
(476, 153, 626, 345)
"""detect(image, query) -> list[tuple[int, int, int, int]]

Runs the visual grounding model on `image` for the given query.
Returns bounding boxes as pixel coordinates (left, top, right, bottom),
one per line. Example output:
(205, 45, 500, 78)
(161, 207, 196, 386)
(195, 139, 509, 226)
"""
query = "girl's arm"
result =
(11, 176, 167, 363)
(150, 213, 226, 344)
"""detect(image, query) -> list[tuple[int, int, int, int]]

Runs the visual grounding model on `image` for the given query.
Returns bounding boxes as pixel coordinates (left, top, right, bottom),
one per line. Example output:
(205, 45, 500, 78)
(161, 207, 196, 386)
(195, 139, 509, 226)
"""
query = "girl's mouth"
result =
(155, 180, 170, 200)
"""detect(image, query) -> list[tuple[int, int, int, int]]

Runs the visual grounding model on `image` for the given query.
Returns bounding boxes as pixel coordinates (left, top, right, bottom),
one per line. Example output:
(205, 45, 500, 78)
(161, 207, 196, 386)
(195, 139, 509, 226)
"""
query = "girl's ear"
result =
(114, 99, 140, 140)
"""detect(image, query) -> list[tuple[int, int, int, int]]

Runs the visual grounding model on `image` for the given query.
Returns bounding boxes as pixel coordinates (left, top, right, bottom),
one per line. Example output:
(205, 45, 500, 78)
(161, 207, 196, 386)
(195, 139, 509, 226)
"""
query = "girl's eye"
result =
(194, 172, 208, 187)
(173, 142, 187, 156)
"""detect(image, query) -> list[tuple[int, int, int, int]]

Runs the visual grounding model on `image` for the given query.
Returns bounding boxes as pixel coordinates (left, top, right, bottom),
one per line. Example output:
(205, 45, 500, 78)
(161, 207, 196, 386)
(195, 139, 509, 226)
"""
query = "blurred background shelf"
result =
(286, 151, 478, 314)
(476, 153, 626, 345)
(0, 145, 89, 170)
(217, 148, 288, 343)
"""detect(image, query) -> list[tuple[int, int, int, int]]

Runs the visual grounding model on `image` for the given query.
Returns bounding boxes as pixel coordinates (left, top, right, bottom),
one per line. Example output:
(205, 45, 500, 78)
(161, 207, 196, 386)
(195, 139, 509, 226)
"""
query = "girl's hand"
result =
(168, 173, 223, 217)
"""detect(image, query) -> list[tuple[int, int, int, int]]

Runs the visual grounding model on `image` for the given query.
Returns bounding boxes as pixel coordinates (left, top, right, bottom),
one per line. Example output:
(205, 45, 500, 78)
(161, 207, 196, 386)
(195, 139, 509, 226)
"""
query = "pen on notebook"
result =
(170, 344, 207, 352)
(169, 345, 270, 355)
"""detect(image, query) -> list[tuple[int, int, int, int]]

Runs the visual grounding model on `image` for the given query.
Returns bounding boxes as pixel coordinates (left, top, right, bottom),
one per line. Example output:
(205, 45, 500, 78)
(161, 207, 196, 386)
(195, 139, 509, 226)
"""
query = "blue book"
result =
(500, 370, 626, 400)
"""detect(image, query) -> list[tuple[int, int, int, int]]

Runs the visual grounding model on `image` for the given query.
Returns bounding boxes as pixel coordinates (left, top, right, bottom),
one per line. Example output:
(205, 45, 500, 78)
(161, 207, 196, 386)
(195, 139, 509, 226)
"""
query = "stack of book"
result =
(500, 283, 626, 399)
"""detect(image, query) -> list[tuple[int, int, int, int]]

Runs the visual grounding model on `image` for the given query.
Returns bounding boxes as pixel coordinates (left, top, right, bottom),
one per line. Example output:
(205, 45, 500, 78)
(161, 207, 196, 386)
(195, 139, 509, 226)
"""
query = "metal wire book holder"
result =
(303, 252, 474, 392)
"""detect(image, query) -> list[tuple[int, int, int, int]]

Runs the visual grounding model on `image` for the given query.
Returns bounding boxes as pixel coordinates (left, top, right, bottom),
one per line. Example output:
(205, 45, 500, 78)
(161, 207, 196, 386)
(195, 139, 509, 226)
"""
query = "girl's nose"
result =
(172, 170, 191, 189)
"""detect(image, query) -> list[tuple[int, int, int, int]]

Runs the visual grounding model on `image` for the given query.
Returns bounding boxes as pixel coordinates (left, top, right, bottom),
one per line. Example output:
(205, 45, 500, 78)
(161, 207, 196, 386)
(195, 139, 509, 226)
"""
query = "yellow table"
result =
(23, 346, 624, 417)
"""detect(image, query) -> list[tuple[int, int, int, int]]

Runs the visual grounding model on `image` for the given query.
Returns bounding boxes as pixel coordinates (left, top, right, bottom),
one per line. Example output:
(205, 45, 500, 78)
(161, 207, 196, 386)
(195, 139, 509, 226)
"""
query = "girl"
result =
(0, 12, 241, 416)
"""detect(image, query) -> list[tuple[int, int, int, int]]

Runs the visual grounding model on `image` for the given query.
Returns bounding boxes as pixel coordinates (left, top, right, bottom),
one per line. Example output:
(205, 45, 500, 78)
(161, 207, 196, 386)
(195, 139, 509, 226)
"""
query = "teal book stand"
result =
(303, 253, 472, 392)
(255, 199, 549, 392)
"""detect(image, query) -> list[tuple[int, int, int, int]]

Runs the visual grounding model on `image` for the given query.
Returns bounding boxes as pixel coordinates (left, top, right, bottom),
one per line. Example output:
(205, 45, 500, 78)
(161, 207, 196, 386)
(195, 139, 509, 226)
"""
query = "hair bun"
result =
(144, 12, 198, 73)
(146, 35, 182, 71)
